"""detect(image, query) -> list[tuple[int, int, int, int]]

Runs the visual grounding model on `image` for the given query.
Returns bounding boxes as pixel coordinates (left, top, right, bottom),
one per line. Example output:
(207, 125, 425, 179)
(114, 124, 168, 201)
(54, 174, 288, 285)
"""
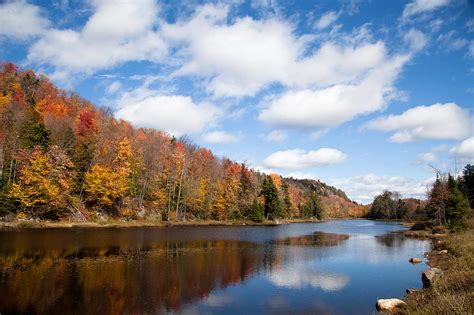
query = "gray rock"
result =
(438, 249, 448, 254)
(422, 267, 443, 288)
(376, 299, 407, 312)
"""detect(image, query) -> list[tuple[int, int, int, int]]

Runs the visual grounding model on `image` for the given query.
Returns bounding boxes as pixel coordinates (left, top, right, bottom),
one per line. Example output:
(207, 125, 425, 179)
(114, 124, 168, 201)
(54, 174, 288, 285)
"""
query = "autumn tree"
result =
(9, 146, 74, 218)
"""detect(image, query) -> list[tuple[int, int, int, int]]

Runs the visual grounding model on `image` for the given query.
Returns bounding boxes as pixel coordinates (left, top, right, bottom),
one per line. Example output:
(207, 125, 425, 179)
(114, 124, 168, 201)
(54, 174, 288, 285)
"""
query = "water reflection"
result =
(272, 232, 350, 247)
(0, 240, 266, 314)
(0, 221, 431, 315)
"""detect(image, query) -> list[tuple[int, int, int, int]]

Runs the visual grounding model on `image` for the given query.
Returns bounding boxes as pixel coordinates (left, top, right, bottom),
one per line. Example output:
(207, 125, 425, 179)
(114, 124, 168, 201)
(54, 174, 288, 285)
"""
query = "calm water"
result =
(0, 220, 430, 314)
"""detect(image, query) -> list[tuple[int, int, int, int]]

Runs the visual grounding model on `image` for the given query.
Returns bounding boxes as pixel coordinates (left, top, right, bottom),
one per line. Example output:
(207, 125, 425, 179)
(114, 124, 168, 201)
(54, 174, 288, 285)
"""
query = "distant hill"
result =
(0, 62, 363, 221)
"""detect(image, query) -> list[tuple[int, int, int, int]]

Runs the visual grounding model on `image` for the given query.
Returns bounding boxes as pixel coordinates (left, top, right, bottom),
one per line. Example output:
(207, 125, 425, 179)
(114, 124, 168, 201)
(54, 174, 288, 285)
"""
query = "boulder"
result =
(376, 299, 407, 312)
(409, 257, 422, 264)
(422, 268, 443, 288)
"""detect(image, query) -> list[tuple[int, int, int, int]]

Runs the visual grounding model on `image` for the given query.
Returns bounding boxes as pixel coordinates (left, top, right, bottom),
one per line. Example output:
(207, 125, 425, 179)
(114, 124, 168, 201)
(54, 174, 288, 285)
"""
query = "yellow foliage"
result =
(9, 149, 65, 211)
(0, 94, 11, 108)
(84, 165, 128, 207)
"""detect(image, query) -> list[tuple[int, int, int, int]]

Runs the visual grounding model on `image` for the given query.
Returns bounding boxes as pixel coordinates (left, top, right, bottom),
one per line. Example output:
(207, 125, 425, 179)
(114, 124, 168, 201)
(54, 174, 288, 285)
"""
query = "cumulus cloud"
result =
(259, 54, 409, 129)
(201, 130, 240, 144)
(315, 11, 340, 30)
(263, 148, 347, 170)
(331, 174, 434, 204)
(366, 103, 472, 143)
(114, 91, 222, 137)
(27, 0, 167, 78)
(404, 28, 428, 52)
(450, 137, 474, 163)
(402, 0, 451, 19)
(265, 130, 288, 142)
(0, 0, 49, 39)
(162, 5, 401, 98)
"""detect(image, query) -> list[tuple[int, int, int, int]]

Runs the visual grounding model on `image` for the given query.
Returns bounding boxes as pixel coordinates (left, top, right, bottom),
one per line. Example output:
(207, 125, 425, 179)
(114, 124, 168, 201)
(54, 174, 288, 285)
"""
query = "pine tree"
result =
(459, 164, 474, 208)
(446, 174, 470, 230)
(249, 197, 264, 222)
(260, 176, 281, 220)
(281, 181, 292, 218)
(426, 177, 448, 225)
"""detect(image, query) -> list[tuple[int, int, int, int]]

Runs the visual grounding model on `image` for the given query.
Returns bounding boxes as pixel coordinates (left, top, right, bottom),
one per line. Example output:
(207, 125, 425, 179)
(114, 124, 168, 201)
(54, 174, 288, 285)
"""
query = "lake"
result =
(0, 220, 431, 314)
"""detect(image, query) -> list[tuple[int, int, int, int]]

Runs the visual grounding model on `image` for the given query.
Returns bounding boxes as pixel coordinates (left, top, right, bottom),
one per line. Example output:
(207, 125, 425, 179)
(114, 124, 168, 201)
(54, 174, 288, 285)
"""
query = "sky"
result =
(0, 0, 473, 203)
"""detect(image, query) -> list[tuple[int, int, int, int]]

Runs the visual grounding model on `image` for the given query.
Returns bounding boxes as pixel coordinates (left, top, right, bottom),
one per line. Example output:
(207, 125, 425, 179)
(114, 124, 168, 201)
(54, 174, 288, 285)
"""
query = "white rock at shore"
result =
(376, 298, 407, 312)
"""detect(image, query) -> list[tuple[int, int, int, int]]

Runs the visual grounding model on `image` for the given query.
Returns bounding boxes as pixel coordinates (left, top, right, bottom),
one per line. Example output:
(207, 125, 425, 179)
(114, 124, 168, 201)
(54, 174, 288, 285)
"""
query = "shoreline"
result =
(403, 221, 474, 313)
(0, 217, 331, 230)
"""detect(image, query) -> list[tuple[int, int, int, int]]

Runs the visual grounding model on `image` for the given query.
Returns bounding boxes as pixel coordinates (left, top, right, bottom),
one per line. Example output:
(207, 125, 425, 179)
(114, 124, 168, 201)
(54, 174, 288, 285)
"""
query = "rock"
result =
(406, 288, 421, 294)
(409, 257, 422, 264)
(376, 299, 407, 312)
(438, 249, 448, 254)
(422, 267, 443, 288)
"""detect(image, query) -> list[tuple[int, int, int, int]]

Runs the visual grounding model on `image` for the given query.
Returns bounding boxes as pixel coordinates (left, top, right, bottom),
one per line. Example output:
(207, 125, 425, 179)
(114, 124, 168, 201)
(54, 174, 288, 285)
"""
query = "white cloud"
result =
(265, 130, 288, 142)
(269, 267, 349, 291)
(468, 41, 474, 58)
(331, 174, 434, 204)
(467, 19, 474, 33)
(27, 0, 167, 78)
(0, 0, 49, 39)
(402, 0, 451, 19)
(418, 152, 437, 163)
(450, 137, 474, 164)
(263, 148, 347, 170)
(404, 28, 428, 52)
(258, 54, 409, 129)
(106, 81, 122, 95)
(315, 11, 339, 30)
(437, 31, 468, 52)
(366, 103, 472, 143)
(114, 91, 222, 137)
(162, 5, 398, 98)
(201, 130, 240, 144)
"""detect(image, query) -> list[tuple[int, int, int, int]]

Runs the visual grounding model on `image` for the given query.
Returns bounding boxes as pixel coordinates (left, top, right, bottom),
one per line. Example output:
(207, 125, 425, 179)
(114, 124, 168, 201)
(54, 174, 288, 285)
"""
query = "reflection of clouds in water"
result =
(203, 293, 234, 307)
(268, 266, 350, 292)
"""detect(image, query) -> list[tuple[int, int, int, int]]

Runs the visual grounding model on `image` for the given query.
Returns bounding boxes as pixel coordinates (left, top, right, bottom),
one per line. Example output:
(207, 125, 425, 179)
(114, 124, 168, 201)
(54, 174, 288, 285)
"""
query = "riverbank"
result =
(0, 217, 325, 230)
(404, 220, 474, 314)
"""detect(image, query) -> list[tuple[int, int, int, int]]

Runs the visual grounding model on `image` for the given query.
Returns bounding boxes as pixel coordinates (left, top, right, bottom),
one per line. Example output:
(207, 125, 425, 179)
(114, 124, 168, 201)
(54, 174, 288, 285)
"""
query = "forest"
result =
(367, 165, 473, 230)
(0, 62, 364, 223)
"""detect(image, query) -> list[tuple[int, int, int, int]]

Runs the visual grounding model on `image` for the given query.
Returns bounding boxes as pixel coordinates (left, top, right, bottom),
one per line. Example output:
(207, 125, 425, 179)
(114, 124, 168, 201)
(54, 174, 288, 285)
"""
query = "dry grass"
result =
(405, 219, 474, 314)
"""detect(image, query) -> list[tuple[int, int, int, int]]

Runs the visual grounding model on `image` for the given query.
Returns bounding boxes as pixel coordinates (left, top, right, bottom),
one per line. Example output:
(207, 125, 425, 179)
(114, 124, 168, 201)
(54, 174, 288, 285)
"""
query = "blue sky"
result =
(1, 0, 473, 203)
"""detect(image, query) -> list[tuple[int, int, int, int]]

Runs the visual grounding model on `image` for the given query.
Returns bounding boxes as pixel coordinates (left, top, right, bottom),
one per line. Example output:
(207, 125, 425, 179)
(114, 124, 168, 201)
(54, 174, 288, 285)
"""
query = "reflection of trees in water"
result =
(375, 233, 406, 247)
(271, 232, 350, 247)
(0, 240, 276, 314)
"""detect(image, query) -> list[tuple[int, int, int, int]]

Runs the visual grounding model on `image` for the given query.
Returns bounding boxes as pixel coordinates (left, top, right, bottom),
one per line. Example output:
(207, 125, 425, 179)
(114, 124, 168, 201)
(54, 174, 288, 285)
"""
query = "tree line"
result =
(367, 164, 473, 230)
(0, 62, 334, 222)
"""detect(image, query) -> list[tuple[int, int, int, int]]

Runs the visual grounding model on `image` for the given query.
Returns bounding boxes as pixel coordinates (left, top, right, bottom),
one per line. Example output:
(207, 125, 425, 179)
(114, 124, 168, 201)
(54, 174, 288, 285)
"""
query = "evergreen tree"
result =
(249, 197, 264, 222)
(281, 181, 292, 218)
(459, 164, 474, 208)
(446, 174, 470, 230)
(426, 177, 448, 225)
(260, 176, 281, 220)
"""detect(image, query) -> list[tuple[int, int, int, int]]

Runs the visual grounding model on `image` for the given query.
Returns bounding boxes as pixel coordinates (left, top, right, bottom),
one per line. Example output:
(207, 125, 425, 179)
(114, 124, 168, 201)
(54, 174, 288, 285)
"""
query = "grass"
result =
(405, 219, 474, 314)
